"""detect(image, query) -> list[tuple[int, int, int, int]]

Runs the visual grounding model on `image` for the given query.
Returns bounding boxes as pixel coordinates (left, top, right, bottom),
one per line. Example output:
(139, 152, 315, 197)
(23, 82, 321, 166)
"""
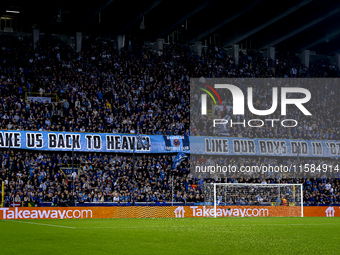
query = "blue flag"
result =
(136, 131, 144, 149)
(172, 152, 188, 169)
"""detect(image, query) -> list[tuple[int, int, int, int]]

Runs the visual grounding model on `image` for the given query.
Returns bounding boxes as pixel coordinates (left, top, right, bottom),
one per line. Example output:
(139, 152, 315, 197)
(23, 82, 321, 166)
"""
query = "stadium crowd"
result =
(0, 34, 340, 207)
(0, 35, 191, 136)
(0, 35, 339, 138)
(0, 150, 340, 206)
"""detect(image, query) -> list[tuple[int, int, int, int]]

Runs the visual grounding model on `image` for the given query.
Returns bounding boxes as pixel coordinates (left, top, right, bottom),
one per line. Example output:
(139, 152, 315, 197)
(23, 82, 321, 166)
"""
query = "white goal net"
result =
(202, 183, 303, 217)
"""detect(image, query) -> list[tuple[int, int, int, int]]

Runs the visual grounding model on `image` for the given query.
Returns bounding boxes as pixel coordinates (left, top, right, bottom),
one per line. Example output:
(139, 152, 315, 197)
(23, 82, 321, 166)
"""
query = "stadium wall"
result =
(0, 206, 338, 220)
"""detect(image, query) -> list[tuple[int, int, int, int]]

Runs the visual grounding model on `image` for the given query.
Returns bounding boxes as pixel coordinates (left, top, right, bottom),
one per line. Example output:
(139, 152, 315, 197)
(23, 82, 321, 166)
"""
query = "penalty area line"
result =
(1, 220, 76, 229)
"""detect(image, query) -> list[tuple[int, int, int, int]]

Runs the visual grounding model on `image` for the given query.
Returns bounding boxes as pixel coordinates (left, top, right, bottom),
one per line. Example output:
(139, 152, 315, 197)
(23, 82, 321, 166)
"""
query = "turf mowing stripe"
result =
(76, 223, 339, 229)
(2, 220, 76, 229)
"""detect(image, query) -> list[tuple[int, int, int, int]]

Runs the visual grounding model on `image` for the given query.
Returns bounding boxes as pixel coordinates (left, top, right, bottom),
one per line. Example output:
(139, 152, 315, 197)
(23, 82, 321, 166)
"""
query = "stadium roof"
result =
(2, 0, 340, 54)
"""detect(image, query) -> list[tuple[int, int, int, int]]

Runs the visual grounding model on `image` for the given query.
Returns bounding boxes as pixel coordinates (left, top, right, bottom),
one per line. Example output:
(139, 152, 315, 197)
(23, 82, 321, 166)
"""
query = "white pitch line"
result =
(2, 220, 76, 229)
(2, 221, 339, 230)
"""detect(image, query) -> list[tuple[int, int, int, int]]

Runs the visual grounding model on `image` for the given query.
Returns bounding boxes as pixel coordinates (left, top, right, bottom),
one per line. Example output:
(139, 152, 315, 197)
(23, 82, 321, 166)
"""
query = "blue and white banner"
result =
(27, 96, 51, 104)
(163, 135, 190, 152)
(172, 152, 188, 169)
(0, 130, 190, 153)
(1, 130, 339, 157)
(190, 136, 340, 158)
(60, 168, 78, 176)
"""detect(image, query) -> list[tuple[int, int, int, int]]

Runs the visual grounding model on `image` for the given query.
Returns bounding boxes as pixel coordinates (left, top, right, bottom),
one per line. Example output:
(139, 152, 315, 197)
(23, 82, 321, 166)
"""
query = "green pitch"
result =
(1, 217, 339, 254)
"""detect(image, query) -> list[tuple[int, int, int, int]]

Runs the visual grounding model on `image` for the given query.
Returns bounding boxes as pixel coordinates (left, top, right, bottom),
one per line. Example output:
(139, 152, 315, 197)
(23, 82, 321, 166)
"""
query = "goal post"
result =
(209, 183, 303, 218)
(0, 181, 4, 207)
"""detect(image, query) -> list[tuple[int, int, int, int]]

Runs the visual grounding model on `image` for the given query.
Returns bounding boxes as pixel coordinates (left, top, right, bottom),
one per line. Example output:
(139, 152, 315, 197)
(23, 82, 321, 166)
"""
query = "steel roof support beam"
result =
(77, 0, 115, 30)
(114, 0, 164, 37)
(297, 26, 340, 51)
(153, 0, 214, 40)
(188, 0, 263, 45)
(223, 0, 312, 47)
(260, 3, 340, 49)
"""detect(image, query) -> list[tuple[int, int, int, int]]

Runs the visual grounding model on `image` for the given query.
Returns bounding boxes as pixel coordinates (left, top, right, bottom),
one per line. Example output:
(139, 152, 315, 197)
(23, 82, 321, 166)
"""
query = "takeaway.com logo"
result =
(191, 206, 269, 217)
(0, 208, 93, 220)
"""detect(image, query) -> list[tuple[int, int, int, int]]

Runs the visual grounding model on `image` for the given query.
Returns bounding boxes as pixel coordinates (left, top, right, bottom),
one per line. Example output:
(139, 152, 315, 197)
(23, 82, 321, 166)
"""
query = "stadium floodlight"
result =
(6, 10, 20, 13)
(206, 183, 304, 217)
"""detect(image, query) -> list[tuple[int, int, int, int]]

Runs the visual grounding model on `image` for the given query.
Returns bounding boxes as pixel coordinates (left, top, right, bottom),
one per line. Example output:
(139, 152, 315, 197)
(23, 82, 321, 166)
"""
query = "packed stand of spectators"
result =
(193, 155, 340, 206)
(191, 49, 340, 140)
(1, 35, 340, 137)
(1, 34, 340, 207)
(0, 35, 190, 135)
(0, 150, 339, 206)
(191, 79, 340, 140)
(0, 150, 189, 206)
